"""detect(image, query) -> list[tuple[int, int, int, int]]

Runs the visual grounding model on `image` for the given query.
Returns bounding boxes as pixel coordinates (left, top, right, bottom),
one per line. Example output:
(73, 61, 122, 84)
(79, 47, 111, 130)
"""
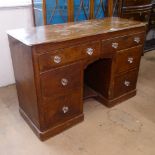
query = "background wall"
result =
(0, 6, 33, 87)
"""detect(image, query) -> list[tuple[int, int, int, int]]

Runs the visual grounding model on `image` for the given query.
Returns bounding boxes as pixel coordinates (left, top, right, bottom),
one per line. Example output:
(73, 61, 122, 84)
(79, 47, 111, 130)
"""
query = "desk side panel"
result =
(8, 36, 40, 129)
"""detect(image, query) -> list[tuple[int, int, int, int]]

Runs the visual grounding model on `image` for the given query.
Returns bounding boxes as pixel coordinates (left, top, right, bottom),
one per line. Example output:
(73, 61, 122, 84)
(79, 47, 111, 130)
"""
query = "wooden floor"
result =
(0, 50, 155, 155)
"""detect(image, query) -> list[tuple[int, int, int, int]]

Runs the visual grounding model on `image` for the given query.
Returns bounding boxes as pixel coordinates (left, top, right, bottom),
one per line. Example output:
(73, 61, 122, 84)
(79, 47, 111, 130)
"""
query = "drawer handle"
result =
(128, 57, 134, 64)
(61, 78, 68, 86)
(134, 37, 140, 43)
(124, 80, 130, 87)
(62, 106, 69, 114)
(86, 48, 94, 56)
(54, 55, 61, 64)
(112, 43, 118, 49)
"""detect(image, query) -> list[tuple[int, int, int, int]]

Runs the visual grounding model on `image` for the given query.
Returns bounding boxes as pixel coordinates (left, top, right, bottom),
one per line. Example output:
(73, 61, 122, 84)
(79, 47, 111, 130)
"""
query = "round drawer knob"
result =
(86, 48, 94, 56)
(62, 106, 69, 114)
(134, 37, 140, 43)
(61, 78, 68, 86)
(112, 42, 118, 49)
(128, 57, 134, 64)
(54, 55, 61, 64)
(124, 80, 130, 87)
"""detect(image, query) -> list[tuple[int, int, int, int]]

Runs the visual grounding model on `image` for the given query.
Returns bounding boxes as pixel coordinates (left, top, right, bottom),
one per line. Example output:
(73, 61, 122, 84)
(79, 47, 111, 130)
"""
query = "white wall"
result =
(0, 6, 33, 87)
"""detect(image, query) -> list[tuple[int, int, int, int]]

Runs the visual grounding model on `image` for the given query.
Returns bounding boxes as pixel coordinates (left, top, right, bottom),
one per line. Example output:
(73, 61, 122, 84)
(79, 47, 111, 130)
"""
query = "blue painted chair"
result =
(32, 0, 108, 26)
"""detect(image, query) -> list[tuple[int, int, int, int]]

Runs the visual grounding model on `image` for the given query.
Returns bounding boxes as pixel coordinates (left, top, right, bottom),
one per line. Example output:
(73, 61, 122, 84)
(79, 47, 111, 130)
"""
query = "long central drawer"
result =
(38, 41, 100, 72)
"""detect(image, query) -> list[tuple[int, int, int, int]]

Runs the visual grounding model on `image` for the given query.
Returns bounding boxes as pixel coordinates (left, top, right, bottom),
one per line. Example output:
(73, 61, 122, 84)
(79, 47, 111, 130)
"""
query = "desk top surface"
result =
(7, 17, 146, 46)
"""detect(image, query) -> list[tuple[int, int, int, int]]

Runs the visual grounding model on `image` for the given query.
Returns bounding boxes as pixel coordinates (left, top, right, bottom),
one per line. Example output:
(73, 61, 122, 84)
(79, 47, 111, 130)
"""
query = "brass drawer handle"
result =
(134, 37, 140, 43)
(86, 48, 94, 56)
(124, 80, 130, 87)
(128, 57, 134, 64)
(54, 55, 61, 64)
(112, 42, 118, 49)
(62, 106, 69, 114)
(61, 78, 68, 86)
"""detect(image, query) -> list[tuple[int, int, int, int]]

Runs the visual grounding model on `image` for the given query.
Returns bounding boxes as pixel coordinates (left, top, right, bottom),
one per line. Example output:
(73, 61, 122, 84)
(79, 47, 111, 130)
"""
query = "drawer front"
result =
(102, 33, 144, 54)
(40, 62, 83, 97)
(38, 41, 100, 72)
(42, 89, 83, 129)
(123, 0, 151, 7)
(115, 46, 142, 74)
(114, 70, 138, 98)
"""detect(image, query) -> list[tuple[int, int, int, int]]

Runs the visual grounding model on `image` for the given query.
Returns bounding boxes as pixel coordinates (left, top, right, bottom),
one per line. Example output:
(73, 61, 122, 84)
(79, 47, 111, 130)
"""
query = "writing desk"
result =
(8, 17, 146, 141)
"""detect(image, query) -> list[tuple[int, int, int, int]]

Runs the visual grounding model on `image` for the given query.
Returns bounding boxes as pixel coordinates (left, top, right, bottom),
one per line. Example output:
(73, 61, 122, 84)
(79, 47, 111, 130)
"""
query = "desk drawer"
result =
(102, 33, 144, 54)
(114, 70, 138, 98)
(40, 62, 83, 97)
(42, 88, 83, 129)
(38, 41, 100, 72)
(115, 46, 142, 74)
